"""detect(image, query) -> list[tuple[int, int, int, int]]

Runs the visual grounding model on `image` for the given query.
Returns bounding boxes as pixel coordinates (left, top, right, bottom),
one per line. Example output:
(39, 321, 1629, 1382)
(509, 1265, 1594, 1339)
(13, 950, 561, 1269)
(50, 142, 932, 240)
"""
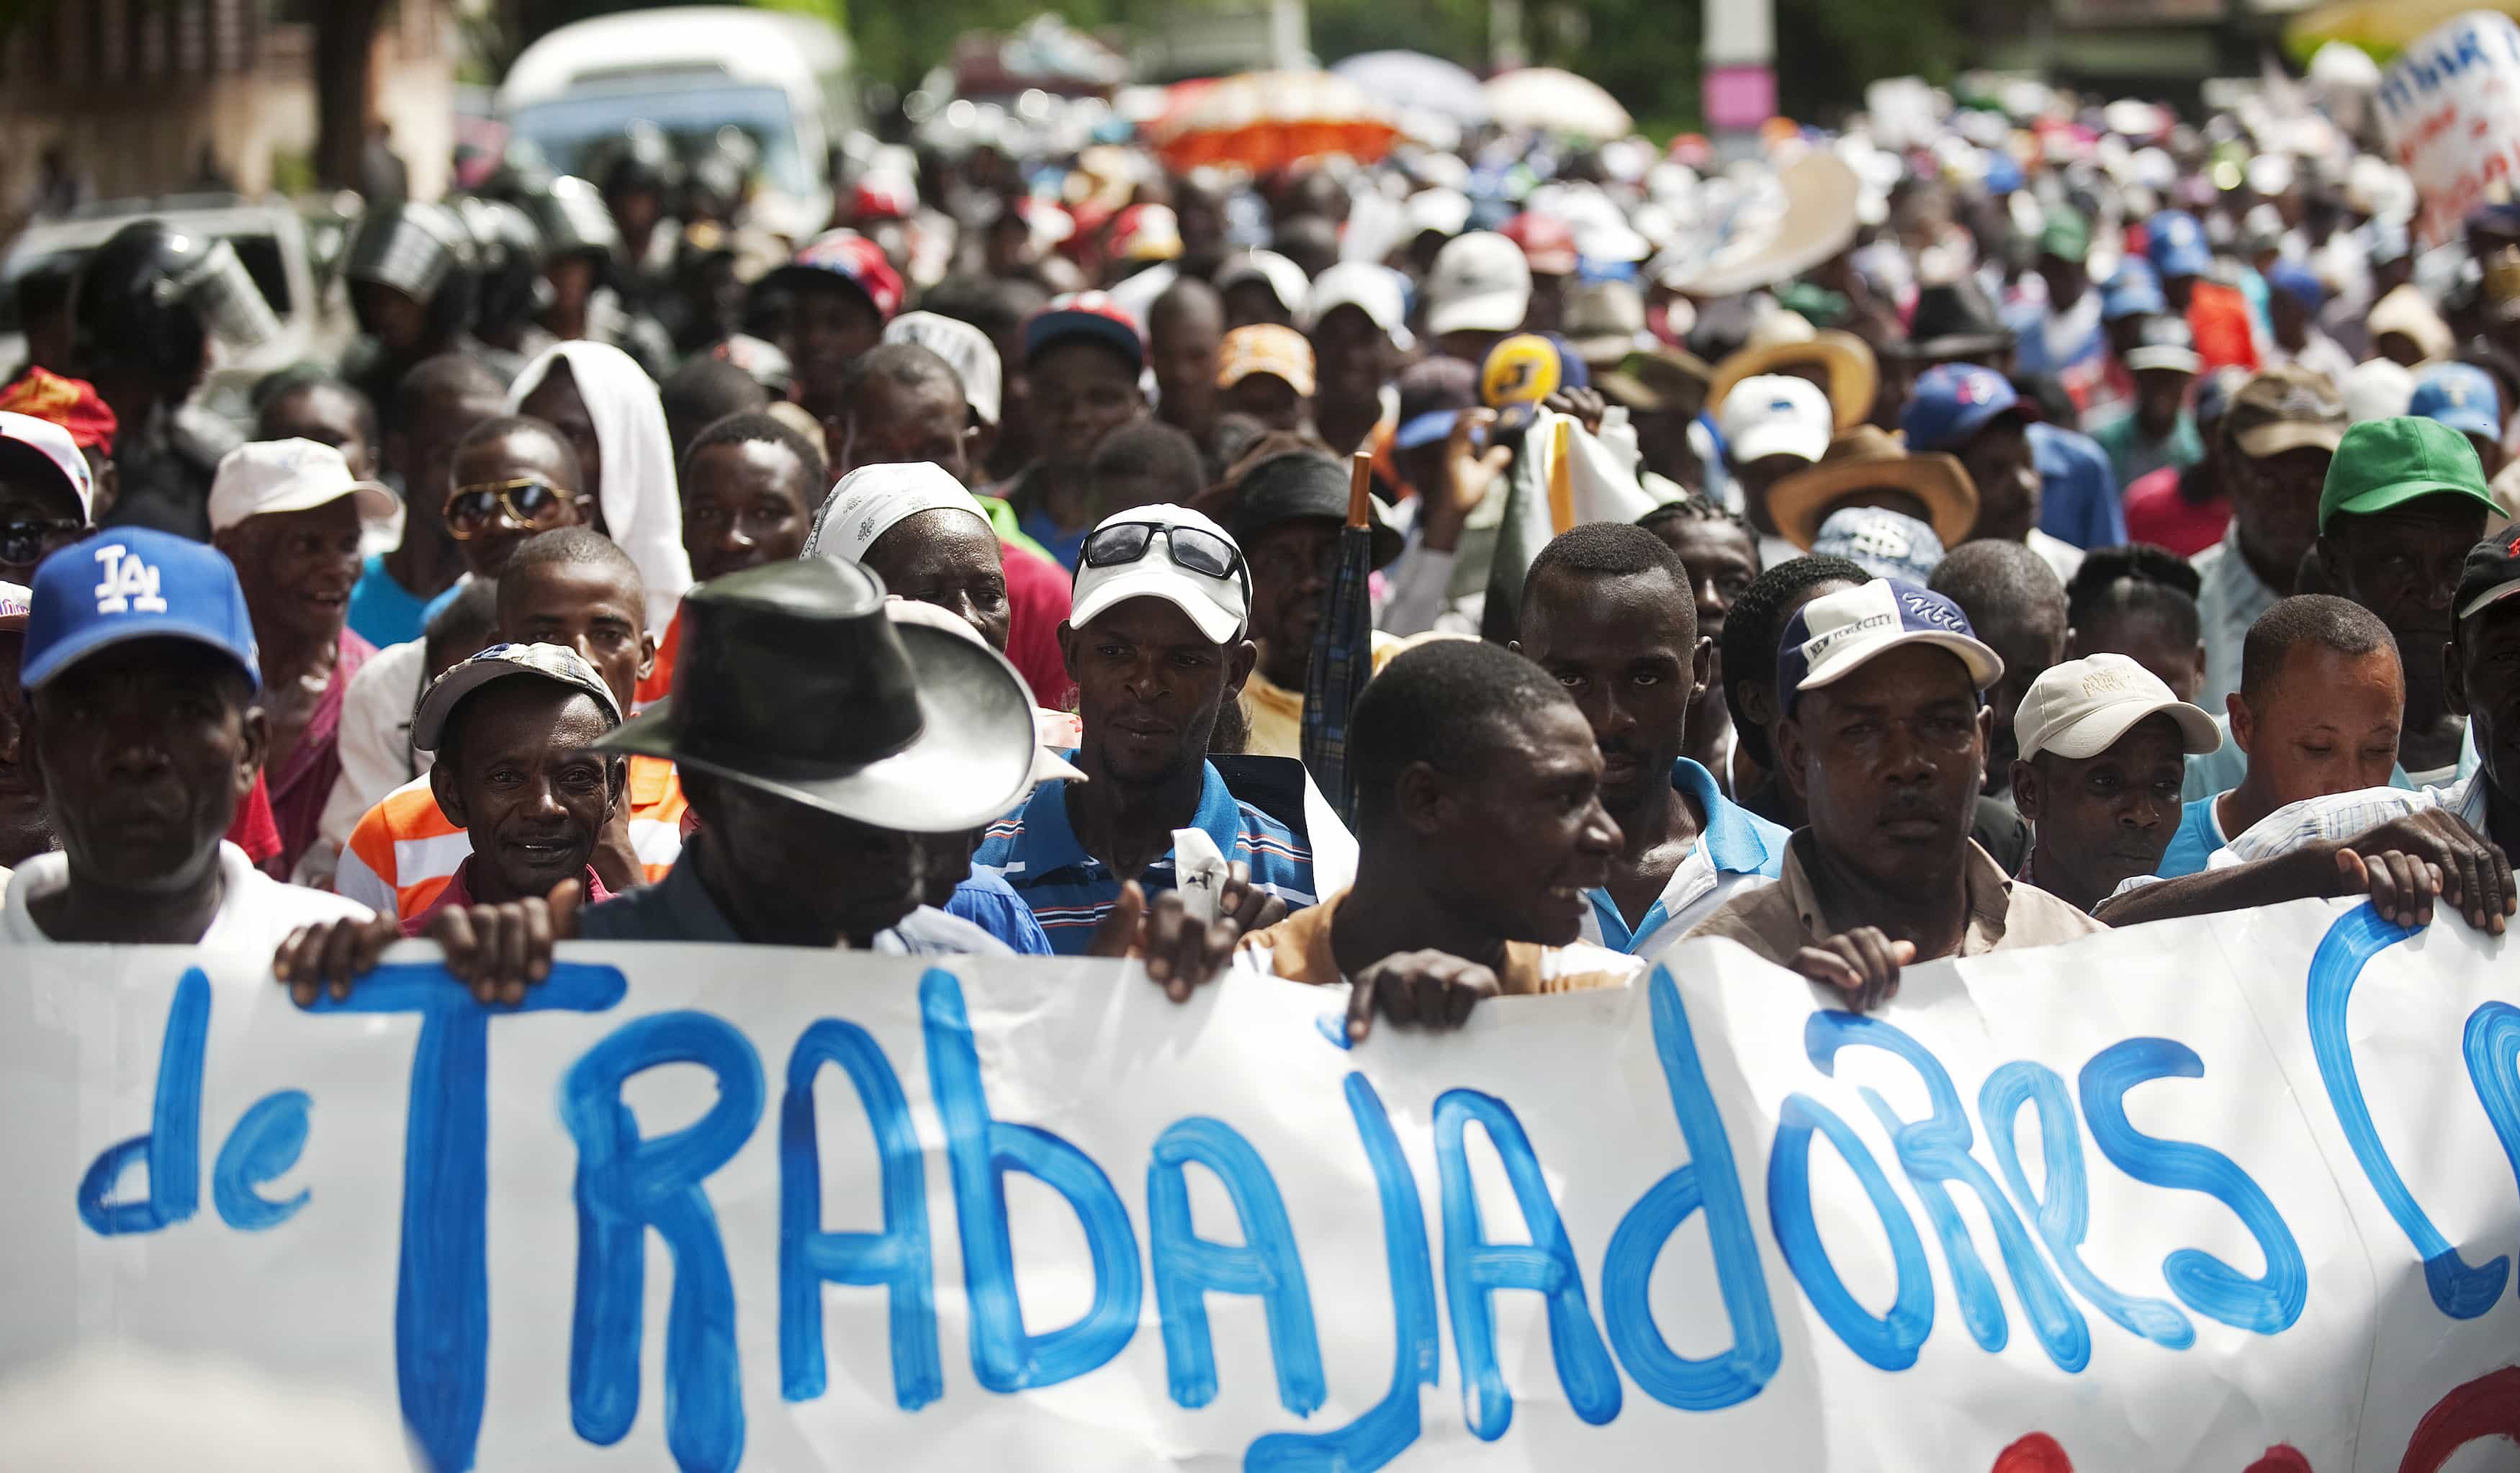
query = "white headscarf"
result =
(506, 341, 693, 636)
(801, 461, 991, 564)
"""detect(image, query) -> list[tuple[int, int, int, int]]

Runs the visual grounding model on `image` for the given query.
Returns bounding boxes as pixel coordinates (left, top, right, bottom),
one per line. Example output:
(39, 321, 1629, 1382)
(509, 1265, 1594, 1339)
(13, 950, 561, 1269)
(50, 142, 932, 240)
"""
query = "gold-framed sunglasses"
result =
(444, 477, 578, 540)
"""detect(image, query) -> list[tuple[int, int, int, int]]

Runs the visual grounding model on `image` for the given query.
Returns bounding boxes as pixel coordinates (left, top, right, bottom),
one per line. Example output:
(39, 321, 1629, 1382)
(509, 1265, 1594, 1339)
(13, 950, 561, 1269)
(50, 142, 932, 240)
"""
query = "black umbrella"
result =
(1301, 451, 1378, 826)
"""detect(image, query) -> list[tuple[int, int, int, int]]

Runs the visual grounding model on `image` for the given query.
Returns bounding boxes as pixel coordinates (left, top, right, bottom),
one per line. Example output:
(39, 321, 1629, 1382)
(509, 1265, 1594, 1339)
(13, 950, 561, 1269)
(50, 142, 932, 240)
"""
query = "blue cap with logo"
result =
(1776, 577, 2004, 716)
(19, 527, 261, 692)
(1901, 362, 2026, 453)
(2146, 210, 2213, 279)
(2408, 362, 2503, 441)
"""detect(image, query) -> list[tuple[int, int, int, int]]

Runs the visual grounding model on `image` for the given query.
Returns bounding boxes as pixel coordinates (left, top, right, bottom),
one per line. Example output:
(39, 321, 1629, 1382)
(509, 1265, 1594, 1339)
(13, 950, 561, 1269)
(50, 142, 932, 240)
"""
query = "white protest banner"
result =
(1, 898, 2515, 1471)
(2375, 11, 2520, 245)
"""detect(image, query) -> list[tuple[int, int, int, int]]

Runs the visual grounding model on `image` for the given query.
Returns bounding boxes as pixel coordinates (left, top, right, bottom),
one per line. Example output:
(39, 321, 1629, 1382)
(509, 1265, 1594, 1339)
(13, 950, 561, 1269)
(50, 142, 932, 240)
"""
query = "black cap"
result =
(2456, 526, 2520, 623)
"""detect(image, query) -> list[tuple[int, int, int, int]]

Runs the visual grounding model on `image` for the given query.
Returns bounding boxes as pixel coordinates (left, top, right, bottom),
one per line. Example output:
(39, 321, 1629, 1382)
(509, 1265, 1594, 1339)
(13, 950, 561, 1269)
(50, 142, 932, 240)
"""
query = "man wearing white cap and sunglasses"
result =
(207, 438, 399, 880)
(2006, 653, 2222, 913)
(975, 505, 1322, 952)
(1688, 578, 2105, 1008)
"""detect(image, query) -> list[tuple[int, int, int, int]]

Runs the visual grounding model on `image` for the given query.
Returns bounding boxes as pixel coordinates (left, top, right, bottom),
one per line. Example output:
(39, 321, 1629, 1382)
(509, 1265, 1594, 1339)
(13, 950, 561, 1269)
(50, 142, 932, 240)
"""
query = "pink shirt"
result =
(266, 629, 375, 878)
(402, 857, 613, 937)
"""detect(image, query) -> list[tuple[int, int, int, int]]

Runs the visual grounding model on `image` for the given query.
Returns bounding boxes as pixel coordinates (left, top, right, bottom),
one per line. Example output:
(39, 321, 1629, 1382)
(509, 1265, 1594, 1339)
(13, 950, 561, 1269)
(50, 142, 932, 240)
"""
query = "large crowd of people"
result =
(1, 72, 2513, 1032)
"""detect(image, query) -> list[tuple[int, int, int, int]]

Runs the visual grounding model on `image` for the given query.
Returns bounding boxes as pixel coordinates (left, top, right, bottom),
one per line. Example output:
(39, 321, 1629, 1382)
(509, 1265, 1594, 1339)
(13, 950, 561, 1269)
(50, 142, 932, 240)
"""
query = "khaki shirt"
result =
(1682, 834, 2105, 967)
(1236, 888, 1644, 994)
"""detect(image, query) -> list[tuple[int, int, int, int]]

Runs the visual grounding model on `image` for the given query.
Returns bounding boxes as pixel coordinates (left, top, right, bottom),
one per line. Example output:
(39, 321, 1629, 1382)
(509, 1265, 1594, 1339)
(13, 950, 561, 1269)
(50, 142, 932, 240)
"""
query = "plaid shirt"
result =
(2192, 523, 2284, 717)
(2223, 773, 2494, 866)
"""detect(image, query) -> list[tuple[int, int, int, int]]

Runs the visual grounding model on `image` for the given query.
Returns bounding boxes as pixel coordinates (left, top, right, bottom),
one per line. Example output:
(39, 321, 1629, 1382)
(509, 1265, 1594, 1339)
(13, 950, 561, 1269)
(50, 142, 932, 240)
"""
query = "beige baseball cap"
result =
(207, 438, 397, 533)
(2015, 654, 2220, 762)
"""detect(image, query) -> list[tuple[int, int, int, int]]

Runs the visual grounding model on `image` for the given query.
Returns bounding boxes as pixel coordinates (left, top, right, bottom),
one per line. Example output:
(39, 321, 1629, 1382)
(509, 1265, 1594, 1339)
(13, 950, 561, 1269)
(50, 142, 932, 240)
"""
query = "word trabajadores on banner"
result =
(1, 899, 2515, 1472)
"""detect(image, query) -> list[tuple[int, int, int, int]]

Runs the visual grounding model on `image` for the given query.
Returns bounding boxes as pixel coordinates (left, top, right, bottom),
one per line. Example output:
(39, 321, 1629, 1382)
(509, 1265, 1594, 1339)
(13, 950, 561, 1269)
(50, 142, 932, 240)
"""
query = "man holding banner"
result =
(1688, 578, 2104, 1006)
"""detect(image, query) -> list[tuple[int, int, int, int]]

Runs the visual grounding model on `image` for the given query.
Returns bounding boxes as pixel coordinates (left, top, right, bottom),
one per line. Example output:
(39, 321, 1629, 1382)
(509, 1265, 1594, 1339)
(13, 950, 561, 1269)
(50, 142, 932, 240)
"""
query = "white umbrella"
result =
(1485, 67, 1633, 139)
(1331, 50, 1490, 126)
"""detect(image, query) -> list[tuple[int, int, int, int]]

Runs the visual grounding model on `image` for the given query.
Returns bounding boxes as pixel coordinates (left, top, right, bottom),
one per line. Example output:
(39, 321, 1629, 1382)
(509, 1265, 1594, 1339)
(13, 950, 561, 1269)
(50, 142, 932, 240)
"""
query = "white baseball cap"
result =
(207, 438, 397, 533)
(1301, 261, 1415, 350)
(1068, 504, 1248, 645)
(1777, 578, 2004, 713)
(0, 410, 93, 520)
(884, 310, 1002, 427)
(1719, 374, 1835, 464)
(1425, 232, 1533, 337)
(2015, 653, 2223, 762)
(1405, 188, 1472, 239)
(1215, 249, 1312, 318)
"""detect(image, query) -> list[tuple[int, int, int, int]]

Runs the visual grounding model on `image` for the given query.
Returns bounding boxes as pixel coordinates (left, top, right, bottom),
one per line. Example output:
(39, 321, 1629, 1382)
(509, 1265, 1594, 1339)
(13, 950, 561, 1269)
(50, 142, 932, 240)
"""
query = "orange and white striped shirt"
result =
(335, 754, 687, 923)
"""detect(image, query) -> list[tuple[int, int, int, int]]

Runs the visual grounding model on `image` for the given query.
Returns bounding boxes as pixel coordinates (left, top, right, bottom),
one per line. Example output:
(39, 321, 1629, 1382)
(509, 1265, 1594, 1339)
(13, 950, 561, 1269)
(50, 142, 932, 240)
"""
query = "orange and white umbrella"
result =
(1148, 71, 1401, 172)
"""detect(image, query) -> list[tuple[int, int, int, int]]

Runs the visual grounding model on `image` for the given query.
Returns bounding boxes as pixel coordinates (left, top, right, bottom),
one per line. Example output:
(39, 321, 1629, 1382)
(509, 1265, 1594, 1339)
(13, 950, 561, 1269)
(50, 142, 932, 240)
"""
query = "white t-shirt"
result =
(0, 842, 372, 955)
(322, 636, 432, 850)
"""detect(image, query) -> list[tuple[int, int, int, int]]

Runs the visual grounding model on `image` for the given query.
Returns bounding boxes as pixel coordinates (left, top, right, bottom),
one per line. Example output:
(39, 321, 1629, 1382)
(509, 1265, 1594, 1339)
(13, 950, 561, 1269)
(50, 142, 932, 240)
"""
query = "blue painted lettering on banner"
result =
(2460, 1003, 2520, 1248)
(780, 1018, 940, 1410)
(1433, 1089, 1622, 1439)
(212, 1089, 310, 1230)
(311, 961, 626, 1473)
(1768, 1091, 1934, 1369)
(560, 1010, 763, 1473)
(1979, 1061, 2195, 1350)
(76, 966, 210, 1235)
(1601, 965, 1779, 1410)
(1147, 1117, 1326, 1415)
(2079, 1037, 2305, 1335)
(1245, 1073, 1439, 1472)
(2306, 903, 2509, 1320)
(1809, 1012, 2089, 1370)
(921, 968, 1141, 1392)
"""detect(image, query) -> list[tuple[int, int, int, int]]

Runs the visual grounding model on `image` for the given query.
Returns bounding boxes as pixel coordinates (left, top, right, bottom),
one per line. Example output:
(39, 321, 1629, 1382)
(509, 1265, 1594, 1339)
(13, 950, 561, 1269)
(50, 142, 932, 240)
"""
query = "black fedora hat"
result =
(1887, 278, 2015, 364)
(596, 558, 1038, 832)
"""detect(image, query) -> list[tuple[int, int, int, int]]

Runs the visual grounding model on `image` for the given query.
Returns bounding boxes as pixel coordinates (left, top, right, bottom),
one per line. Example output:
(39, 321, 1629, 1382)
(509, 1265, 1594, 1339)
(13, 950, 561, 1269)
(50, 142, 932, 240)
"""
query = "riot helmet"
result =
(343, 199, 477, 349)
(529, 175, 621, 263)
(454, 196, 547, 338)
(72, 218, 281, 384)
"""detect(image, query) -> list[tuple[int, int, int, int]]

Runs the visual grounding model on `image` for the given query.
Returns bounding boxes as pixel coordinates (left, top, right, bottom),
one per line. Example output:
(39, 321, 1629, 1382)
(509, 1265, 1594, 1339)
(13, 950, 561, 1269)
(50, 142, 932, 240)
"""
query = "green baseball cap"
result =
(2038, 207, 2092, 264)
(2317, 415, 2503, 531)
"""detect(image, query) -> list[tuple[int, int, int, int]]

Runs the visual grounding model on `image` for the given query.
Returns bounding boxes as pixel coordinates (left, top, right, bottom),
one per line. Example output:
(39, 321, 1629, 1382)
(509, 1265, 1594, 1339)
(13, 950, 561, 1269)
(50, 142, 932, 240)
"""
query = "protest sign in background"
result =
(0, 898, 2514, 1472)
(2375, 10, 2520, 245)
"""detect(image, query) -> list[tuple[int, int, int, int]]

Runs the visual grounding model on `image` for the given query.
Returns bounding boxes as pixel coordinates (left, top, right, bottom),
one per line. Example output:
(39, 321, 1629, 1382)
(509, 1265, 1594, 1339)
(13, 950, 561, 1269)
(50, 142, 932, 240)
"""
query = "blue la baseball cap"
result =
(2100, 261, 2166, 322)
(1776, 577, 2003, 716)
(1902, 363, 2025, 453)
(2408, 363, 2503, 440)
(2146, 210, 2213, 279)
(20, 528, 261, 692)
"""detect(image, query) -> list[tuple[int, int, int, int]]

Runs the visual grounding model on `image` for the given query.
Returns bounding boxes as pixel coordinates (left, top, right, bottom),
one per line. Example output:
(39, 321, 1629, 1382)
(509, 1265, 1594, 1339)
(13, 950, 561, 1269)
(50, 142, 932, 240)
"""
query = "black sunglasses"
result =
(0, 517, 84, 567)
(1081, 521, 1249, 601)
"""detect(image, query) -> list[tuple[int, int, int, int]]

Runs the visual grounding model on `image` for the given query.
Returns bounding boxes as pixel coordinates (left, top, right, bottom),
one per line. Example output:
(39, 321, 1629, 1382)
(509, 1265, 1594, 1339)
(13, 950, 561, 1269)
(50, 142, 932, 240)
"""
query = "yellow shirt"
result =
(1238, 631, 1413, 760)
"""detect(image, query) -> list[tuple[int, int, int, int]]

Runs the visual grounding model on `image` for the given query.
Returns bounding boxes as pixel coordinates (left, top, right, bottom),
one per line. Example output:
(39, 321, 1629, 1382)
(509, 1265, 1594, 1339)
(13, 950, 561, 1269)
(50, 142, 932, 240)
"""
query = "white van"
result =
(496, 6, 856, 241)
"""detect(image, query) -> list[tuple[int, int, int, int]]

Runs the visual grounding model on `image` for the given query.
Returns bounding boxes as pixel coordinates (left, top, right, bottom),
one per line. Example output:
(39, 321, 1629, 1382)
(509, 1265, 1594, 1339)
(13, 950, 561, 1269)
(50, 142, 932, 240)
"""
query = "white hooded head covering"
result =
(506, 341, 693, 635)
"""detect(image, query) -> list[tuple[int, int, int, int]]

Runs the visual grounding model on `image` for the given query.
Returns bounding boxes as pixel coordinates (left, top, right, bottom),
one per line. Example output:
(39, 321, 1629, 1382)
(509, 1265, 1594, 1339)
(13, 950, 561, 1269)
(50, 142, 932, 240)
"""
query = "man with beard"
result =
(1515, 524, 1790, 961)
(1688, 579, 2105, 1009)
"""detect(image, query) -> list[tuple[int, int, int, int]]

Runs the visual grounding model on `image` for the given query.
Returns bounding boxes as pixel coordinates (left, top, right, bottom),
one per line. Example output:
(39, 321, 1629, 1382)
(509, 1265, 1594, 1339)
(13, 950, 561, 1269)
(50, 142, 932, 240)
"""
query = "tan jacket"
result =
(1683, 834, 2105, 967)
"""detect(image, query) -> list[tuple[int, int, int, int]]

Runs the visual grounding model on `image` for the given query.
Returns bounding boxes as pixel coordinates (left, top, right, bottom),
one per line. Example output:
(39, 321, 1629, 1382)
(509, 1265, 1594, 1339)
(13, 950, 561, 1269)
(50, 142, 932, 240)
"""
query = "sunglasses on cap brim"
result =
(1079, 521, 1252, 603)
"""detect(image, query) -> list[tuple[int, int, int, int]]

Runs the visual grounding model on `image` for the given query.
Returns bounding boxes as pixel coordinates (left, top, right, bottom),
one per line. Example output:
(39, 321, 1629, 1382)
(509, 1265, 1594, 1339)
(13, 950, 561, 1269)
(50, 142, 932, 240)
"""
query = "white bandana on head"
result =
(506, 341, 693, 636)
(803, 461, 992, 565)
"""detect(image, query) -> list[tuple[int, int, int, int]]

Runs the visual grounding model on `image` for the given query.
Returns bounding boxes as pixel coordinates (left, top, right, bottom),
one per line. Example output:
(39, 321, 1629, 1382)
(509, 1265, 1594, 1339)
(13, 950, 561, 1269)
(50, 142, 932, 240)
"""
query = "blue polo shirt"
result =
(2153, 796, 2227, 880)
(973, 755, 1319, 954)
(946, 866, 1055, 955)
(1578, 757, 1791, 960)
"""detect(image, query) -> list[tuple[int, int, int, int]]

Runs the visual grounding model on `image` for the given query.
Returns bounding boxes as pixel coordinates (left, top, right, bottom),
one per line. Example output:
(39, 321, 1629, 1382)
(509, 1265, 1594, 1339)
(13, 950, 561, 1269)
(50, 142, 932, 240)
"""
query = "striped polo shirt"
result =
(336, 754, 688, 923)
(972, 754, 1319, 954)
